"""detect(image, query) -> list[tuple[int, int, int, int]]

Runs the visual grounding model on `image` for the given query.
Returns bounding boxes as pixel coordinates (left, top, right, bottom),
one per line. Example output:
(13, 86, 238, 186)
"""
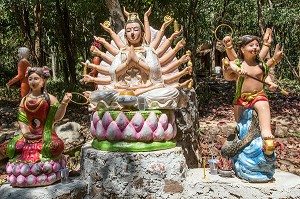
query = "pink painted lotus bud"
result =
(52, 162, 61, 172)
(153, 122, 165, 141)
(139, 123, 153, 141)
(43, 162, 53, 174)
(159, 114, 168, 130)
(95, 120, 106, 139)
(131, 112, 144, 132)
(6, 163, 13, 174)
(36, 174, 47, 185)
(26, 174, 36, 186)
(8, 174, 17, 185)
(47, 173, 58, 183)
(31, 163, 43, 176)
(12, 164, 21, 176)
(146, 112, 158, 131)
(106, 121, 122, 140)
(123, 123, 137, 141)
(20, 164, 31, 176)
(16, 175, 26, 186)
(102, 112, 113, 129)
(115, 112, 129, 131)
(92, 111, 100, 126)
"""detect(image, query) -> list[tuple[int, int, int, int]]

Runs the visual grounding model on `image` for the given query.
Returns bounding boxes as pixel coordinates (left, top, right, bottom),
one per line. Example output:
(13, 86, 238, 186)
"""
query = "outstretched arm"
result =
(144, 7, 152, 44)
(90, 46, 113, 65)
(159, 38, 185, 66)
(156, 29, 183, 57)
(223, 36, 238, 61)
(54, 93, 72, 122)
(94, 36, 119, 56)
(162, 53, 190, 74)
(259, 28, 272, 60)
(265, 44, 283, 68)
(100, 23, 125, 49)
(163, 66, 192, 84)
(82, 61, 110, 75)
(150, 18, 173, 49)
(83, 75, 111, 85)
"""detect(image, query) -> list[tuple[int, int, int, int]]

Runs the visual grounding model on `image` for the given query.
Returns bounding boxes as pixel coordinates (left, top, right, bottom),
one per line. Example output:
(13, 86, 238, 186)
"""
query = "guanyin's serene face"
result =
(125, 22, 142, 46)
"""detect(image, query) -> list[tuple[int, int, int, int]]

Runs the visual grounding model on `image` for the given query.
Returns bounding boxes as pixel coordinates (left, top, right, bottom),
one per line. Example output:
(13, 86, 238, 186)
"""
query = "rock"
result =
(56, 122, 85, 155)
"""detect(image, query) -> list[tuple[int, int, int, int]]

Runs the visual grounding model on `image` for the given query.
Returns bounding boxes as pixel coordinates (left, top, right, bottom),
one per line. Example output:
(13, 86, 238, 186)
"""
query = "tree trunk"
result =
(33, 0, 43, 66)
(11, 4, 34, 61)
(257, 0, 265, 36)
(104, 0, 125, 33)
(55, 0, 76, 83)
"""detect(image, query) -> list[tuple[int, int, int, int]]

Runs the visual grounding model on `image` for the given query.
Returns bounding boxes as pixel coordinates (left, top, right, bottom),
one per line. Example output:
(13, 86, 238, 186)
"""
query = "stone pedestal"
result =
(81, 142, 187, 198)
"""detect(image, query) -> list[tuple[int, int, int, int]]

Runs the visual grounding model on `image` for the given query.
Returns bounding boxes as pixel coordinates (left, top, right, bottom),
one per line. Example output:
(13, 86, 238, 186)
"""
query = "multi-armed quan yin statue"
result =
(82, 8, 193, 151)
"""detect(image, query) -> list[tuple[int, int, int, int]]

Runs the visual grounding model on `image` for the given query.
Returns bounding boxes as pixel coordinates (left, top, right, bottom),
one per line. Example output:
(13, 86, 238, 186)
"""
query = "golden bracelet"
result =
(263, 42, 271, 47)
(272, 57, 278, 65)
(226, 45, 233, 50)
(60, 102, 68, 106)
(167, 38, 172, 43)
(160, 29, 164, 33)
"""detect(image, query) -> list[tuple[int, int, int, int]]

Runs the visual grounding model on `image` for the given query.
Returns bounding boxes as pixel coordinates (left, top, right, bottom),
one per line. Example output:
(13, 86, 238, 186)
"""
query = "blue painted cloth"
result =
(232, 108, 276, 181)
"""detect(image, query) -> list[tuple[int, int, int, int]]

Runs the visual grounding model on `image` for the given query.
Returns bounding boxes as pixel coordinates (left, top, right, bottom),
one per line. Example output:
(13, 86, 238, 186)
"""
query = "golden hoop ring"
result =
(69, 92, 89, 105)
(214, 24, 234, 41)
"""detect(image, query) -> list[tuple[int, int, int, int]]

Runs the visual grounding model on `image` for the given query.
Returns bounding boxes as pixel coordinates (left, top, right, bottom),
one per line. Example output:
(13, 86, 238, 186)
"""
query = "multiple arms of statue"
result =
(94, 36, 119, 56)
(150, 17, 174, 50)
(265, 44, 283, 68)
(100, 23, 125, 49)
(163, 64, 192, 84)
(83, 75, 111, 85)
(159, 38, 186, 66)
(161, 53, 190, 74)
(90, 46, 113, 65)
(259, 28, 272, 59)
(223, 28, 276, 61)
(81, 61, 110, 75)
(144, 7, 152, 44)
(156, 29, 183, 57)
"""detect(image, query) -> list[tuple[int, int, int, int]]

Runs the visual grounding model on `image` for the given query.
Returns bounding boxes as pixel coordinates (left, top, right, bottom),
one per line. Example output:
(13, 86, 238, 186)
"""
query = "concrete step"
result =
(0, 169, 299, 198)
(0, 178, 87, 199)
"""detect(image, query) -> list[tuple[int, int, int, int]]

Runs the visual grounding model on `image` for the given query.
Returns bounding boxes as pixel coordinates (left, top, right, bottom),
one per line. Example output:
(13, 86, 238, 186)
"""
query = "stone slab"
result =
(179, 168, 300, 199)
(0, 178, 87, 199)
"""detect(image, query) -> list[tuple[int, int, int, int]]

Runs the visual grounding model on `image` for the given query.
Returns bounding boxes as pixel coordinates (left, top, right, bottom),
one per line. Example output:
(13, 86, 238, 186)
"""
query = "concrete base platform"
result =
(180, 168, 300, 198)
(0, 169, 299, 198)
(0, 178, 87, 199)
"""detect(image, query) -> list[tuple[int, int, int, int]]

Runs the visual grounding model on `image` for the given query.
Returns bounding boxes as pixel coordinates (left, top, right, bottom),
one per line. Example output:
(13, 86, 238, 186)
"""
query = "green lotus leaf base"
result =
(92, 139, 176, 152)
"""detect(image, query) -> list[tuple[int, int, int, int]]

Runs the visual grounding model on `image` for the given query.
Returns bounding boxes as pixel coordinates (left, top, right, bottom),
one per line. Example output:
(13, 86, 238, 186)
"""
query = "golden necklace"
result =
(24, 97, 45, 113)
